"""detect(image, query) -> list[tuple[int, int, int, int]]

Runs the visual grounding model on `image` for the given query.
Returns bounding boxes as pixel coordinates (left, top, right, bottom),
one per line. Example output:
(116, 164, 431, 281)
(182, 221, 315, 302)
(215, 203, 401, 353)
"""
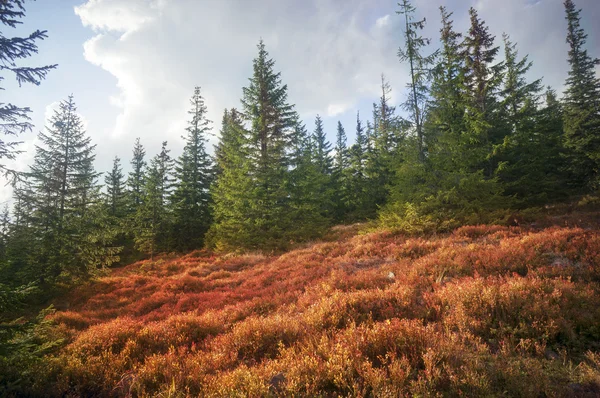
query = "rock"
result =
(565, 382, 600, 397)
(544, 349, 559, 360)
(387, 272, 395, 280)
(269, 373, 286, 393)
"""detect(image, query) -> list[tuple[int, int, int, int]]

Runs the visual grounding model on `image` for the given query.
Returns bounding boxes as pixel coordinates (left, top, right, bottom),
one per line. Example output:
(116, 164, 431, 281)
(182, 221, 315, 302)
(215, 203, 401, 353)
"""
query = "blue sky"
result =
(2, 0, 600, 204)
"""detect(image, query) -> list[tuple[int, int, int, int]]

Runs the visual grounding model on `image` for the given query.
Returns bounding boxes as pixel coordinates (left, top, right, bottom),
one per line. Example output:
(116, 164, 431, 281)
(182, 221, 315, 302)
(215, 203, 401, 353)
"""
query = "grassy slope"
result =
(35, 211, 600, 397)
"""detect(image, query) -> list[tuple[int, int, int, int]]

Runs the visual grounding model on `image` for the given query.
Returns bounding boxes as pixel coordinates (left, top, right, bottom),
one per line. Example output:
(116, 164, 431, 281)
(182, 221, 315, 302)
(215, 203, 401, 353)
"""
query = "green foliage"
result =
(332, 121, 352, 221)
(7, 95, 120, 283)
(126, 137, 147, 212)
(104, 156, 127, 218)
(0, 306, 64, 396)
(287, 123, 331, 242)
(171, 87, 214, 251)
(562, 0, 600, 190)
(210, 41, 325, 251)
(363, 78, 404, 218)
(207, 109, 255, 251)
(311, 115, 335, 219)
(397, 0, 437, 162)
(134, 141, 174, 258)
(0, 0, 56, 178)
(384, 5, 511, 232)
(345, 112, 371, 221)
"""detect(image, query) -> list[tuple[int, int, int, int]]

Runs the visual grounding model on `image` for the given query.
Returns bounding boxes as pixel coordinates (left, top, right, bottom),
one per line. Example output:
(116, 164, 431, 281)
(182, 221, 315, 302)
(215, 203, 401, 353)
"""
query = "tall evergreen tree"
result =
(426, 6, 465, 171)
(461, 7, 505, 177)
(311, 115, 335, 219)
(562, 0, 600, 189)
(287, 122, 331, 238)
(171, 86, 214, 251)
(207, 109, 254, 250)
(105, 156, 126, 218)
(332, 121, 350, 221)
(495, 34, 562, 204)
(25, 96, 117, 280)
(312, 115, 333, 175)
(0, 0, 56, 177)
(364, 76, 401, 217)
(127, 138, 146, 213)
(210, 40, 299, 250)
(397, 0, 436, 162)
(134, 141, 174, 259)
(347, 112, 369, 220)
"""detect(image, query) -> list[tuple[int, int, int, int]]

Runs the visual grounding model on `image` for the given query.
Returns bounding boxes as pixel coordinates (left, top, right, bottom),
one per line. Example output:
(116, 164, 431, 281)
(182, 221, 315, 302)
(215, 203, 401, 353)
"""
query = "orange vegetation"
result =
(37, 219, 600, 396)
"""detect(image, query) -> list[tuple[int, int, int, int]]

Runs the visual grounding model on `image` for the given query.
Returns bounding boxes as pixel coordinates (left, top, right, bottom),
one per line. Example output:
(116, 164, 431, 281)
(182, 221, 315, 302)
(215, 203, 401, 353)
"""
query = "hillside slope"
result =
(30, 214, 600, 396)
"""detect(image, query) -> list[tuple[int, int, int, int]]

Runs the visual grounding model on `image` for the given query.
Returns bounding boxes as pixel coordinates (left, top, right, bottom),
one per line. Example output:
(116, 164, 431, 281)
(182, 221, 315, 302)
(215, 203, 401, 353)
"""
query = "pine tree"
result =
(171, 86, 214, 251)
(495, 35, 561, 204)
(397, 0, 436, 162)
(311, 114, 335, 219)
(562, 0, 600, 189)
(364, 77, 400, 217)
(127, 138, 146, 213)
(333, 121, 350, 221)
(381, 6, 506, 233)
(461, 7, 505, 177)
(287, 122, 331, 239)
(134, 142, 174, 259)
(210, 40, 299, 250)
(1, 181, 35, 285)
(426, 6, 465, 171)
(28, 96, 97, 279)
(347, 112, 369, 220)
(24, 96, 118, 280)
(207, 108, 254, 250)
(0, 0, 56, 177)
(312, 115, 333, 175)
(105, 156, 126, 218)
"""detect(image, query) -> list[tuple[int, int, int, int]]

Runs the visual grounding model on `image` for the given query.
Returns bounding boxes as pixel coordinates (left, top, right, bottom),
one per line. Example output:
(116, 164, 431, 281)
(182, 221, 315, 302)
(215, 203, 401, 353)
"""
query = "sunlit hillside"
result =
(17, 210, 600, 397)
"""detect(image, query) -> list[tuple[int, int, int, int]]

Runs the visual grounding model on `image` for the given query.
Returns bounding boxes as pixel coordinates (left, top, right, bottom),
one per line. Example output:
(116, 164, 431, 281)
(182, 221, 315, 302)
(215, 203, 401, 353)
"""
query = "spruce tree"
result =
(26, 96, 117, 280)
(210, 41, 298, 250)
(1, 181, 35, 285)
(397, 0, 436, 162)
(171, 87, 213, 251)
(312, 115, 333, 175)
(381, 6, 506, 233)
(287, 122, 331, 239)
(134, 141, 174, 259)
(333, 121, 350, 221)
(562, 0, 600, 189)
(461, 7, 505, 176)
(426, 6, 465, 172)
(495, 35, 562, 204)
(0, 0, 56, 177)
(105, 156, 126, 218)
(364, 77, 400, 217)
(127, 138, 146, 212)
(311, 115, 335, 219)
(207, 108, 254, 250)
(347, 112, 369, 220)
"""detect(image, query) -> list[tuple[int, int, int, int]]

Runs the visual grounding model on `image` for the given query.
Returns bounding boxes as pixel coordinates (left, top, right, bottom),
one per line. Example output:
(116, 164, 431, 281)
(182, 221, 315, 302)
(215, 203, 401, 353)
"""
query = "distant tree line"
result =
(1, 0, 600, 290)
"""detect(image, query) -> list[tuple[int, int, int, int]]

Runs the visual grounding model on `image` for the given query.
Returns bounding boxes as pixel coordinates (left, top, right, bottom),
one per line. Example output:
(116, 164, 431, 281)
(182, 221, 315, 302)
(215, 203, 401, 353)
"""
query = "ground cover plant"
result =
(6, 210, 598, 397)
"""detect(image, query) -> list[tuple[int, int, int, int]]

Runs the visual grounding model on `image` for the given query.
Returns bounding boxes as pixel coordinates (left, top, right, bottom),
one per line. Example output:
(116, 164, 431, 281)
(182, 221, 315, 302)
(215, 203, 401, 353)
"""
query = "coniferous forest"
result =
(2, 0, 600, 396)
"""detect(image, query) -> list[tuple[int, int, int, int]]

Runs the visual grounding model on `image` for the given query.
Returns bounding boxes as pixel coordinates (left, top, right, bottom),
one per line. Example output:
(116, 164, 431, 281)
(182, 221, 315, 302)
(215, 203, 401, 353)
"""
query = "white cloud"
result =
(71, 0, 599, 167)
(73, 0, 413, 159)
(74, 0, 165, 35)
(376, 15, 390, 28)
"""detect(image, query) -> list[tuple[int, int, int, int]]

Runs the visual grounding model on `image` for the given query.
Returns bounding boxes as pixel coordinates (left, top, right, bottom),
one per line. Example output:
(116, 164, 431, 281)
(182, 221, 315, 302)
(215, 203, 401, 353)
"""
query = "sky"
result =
(2, 0, 600, 204)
